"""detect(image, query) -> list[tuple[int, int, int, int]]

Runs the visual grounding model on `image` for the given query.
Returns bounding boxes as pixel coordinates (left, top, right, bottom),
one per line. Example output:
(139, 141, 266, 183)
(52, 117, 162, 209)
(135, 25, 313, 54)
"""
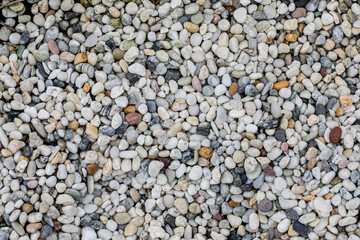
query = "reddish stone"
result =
(193, 193, 200, 199)
(105, 91, 111, 98)
(264, 166, 276, 176)
(260, 148, 267, 156)
(329, 127, 342, 144)
(192, 76, 202, 92)
(125, 113, 142, 125)
(53, 220, 61, 231)
(320, 67, 327, 77)
(158, 157, 172, 168)
(213, 213, 222, 221)
(48, 40, 60, 55)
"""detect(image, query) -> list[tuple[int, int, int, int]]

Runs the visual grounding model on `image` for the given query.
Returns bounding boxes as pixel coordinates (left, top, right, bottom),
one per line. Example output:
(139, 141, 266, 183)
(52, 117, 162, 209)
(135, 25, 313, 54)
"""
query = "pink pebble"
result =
(192, 76, 202, 92)
(150, 24, 161, 32)
(338, 160, 348, 169)
(27, 180, 38, 189)
(281, 142, 288, 154)
(48, 40, 60, 55)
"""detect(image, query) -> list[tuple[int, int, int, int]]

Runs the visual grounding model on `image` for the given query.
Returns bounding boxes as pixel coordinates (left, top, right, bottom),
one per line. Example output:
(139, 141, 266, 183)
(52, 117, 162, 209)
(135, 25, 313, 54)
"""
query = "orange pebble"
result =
(273, 81, 290, 90)
(285, 33, 298, 42)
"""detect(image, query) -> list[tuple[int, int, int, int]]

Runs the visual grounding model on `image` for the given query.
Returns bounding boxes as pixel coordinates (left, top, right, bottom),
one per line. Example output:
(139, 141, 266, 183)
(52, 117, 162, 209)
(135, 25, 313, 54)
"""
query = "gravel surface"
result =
(0, 0, 360, 239)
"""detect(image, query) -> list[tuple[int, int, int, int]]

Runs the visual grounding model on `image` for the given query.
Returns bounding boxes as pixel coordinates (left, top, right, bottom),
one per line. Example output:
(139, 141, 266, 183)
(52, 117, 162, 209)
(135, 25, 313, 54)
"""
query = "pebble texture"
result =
(0, 0, 360, 239)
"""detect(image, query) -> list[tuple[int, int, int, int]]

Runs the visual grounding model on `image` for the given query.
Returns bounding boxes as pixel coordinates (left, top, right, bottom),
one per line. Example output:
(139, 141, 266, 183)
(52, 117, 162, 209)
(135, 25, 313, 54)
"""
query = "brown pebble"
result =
(53, 220, 62, 231)
(158, 157, 172, 168)
(22, 203, 33, 213)
(87, 163, 99, 175)
(228, 82, 238, 96)
(105, 90, 111, 98)
(125, 113, 143, 125)
(264, 166, 275, 176)
(320, 67, 327, 77)
(260, 149, 267, 157)
(45, 10, 55, 19)
(291, 8, 306, 18)
(329, 127, 342, 144)
(213, 213, 222, 221)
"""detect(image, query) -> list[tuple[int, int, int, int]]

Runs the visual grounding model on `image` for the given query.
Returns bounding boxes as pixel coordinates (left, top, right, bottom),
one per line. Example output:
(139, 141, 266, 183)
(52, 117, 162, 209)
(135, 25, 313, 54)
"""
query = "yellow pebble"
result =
(74, 53, 87, 65)
(124, 105, 136, 114)
(13, 75, 20, 82)
(68, 120, 79, 130)
(85, 123, 98, 139)
(19, 155, 29, 162)
(335, 107, 345, 116)
(302, 195, 315, 201)
(184, 22, 200, 33)
(199, 147, 212, 158)
(83, 82, 90, 92)
(245, 132, 256, 140)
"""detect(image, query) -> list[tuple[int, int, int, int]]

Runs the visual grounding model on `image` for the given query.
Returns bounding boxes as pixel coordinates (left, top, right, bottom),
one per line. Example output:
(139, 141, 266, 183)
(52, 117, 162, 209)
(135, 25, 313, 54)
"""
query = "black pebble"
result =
(152, 41, 163, 51)
(197, 126, 210, 136)
(286, 209, 299, 220)
(295, 0, 309, 7)
(315, 104, 326, 116)
(105, 39, 115, 49)
(79, 136, 90, 151)
(23, 146, 33, 158)
(165, 215, 176, 228)
(116, 122, 128, 137)
(20, 30, 30, 44)
(293, 220, 308, 237)
(72, 23, 81, 33)
(181, 149, 193, 163)
(275, 129, 286, 142)
(37, 62, 49, 79)
(8, 111, 20, 122)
